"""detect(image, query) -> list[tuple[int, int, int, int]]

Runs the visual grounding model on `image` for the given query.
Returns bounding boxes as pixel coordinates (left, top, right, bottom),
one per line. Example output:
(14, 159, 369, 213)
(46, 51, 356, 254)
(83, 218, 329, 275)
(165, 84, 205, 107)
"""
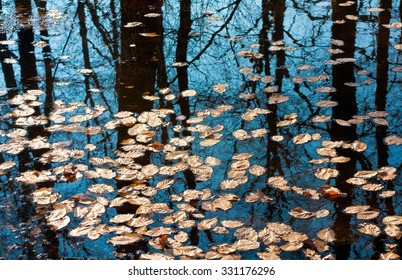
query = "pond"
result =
(0, 0, 401, 260)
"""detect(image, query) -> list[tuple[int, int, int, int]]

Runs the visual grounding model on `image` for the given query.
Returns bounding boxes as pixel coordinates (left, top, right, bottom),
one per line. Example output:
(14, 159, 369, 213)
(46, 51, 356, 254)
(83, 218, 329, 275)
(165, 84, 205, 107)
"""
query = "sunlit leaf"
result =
(384, 225, 402, 239)
(234, 239, 260, 251)
(315, 168, 339, 180)
(293, 133, 312, 145)
(343, 205, 370, 214)
(108, 234, 143, 246)
(156, 179, 174, 190)
(317, 228, 336, 242)
(289, 207, 315, 219)
(145, 227, 173, 237)
(382, 216, 402, 225)
(110, 214, 134, 224)
(88, 184, 114, 194)
(198, 217, 218, 230)
(213, 83, 228, 93)
(280, 241, 303, 252)
(358, 223, 381, 237)
(361, 183, 384, 192)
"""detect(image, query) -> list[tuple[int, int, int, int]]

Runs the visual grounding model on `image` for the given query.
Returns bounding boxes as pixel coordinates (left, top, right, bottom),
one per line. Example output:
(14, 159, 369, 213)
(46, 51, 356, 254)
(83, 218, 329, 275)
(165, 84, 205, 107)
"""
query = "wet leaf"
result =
(361, 184, 384, 192)
(220, 179, 240, 190)
(315, 168, 339, 180)
(110, 214, 134, 224)
(382, 216, 402, 225)
(280, 241, 303, 252)
(156, 179, 174, 190)
(108, 234, 143, 246)
(315, 209, 330, 218)
(213, 83, 228, 93)
(356, 211, 380, 220)
(88, 184, 114, 194)
(378, 166, 397, 180)
(145, 227, 173, 237)
(379, 191, 396, 198)
(379, 252, 400, 260)
(317, 228, 336, 242)
(288, 207, 315, 219)
(198, 217, 218, 230)
(358, 223, 381, 237)
(257, 252, 281, 260)
(221, 220, 244, 228)
(234, 227, 258, 241)
(293, 133, 312, 144)
(315, 100, 338, 108)
(344, 205, 370, 214)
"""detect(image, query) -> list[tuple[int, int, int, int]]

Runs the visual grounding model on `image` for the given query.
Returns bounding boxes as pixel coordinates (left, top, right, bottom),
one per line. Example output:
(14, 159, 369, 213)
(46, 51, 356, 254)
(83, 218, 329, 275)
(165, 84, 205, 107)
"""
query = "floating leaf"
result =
(356, 211, 380, 220)
(379, 191, 396, 198)
(380, 252, 400, 260)
(384, 225, 402, 239)
(220, 179, 239, 190)
(198, 217, 218, 230)
(257, 252, 281, 260)
(108, 234, 143, 246)
(288, 207, 315, 219)
(234, 239, 260, 251)
(182, 89, 196, 97)
(316, 148, 337, 157)
(378, 166, 397, 180)
(315, 168, 339, 180)
(145, 227, 173, 237)
(315, 209, 330, 218)
(245, 190, 273, 203)
(156, 179, 174, 190)
(354, 170, 377, 179)
(361, 184, 384, 192)
(110, 214, 134, 224)
(344, 205, 370, 214)
(221, 220, 244, 228)
(315, 100, 338, 108)
(317, 228, 336, 242)
(382, 216, 402, 225)
(48, 215, 70, 231)
(293, 133, 312, 144)
(213, 83, 228, 93)
(88, 184, 114, 194)
(358, 223, 381, 237)
(280, 241, 303, 252)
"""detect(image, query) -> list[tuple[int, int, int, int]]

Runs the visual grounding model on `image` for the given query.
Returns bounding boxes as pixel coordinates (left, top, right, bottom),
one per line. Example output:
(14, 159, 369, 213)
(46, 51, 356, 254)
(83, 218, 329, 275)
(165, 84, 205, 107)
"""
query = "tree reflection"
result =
(330, 0, 358, 260)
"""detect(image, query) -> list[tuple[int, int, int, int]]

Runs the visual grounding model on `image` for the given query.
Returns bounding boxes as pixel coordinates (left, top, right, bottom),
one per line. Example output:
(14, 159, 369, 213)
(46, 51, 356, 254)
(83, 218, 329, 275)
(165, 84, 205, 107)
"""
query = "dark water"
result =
(0, 0, 401, 260)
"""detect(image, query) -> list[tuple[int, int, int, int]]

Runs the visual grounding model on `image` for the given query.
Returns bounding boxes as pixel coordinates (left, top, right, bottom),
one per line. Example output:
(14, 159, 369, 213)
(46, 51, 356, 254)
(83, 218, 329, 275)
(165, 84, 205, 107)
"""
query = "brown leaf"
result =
(108, 234, 143, 246)
(198, 217, 218, 230)
(288, 207, 315, 219)
(317, 228, 336, 242)
(315, 168, 339, 180)
(234, 239, 260, 251)
(358, 223, 381, 237)
(356, 210, 380, 220)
